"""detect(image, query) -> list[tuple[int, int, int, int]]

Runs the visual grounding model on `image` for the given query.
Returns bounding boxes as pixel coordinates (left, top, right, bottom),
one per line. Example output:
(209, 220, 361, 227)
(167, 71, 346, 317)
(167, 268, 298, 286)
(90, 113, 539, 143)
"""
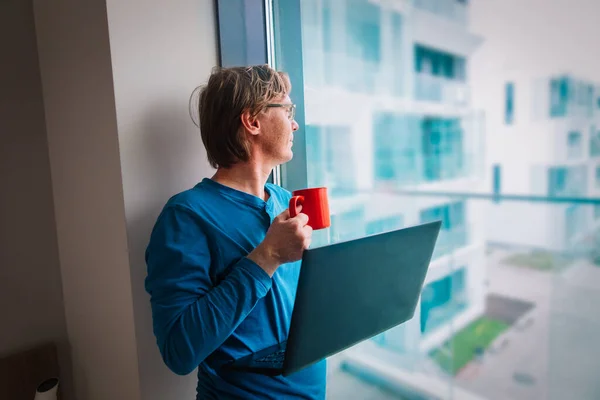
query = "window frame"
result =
(215, 0, 309, 189)
(505, 81, 514, 124)
(215, 0, 268, 68)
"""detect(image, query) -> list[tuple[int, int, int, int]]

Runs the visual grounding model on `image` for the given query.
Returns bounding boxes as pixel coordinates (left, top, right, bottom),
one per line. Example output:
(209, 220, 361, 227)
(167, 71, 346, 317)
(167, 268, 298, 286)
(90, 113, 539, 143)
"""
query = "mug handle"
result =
(289, 195, 304, 218)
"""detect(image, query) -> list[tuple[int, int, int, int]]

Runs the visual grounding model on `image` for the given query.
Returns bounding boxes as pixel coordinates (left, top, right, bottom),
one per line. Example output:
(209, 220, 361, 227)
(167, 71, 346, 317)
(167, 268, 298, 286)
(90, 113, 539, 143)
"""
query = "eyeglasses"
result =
(266, 103, 296, 121)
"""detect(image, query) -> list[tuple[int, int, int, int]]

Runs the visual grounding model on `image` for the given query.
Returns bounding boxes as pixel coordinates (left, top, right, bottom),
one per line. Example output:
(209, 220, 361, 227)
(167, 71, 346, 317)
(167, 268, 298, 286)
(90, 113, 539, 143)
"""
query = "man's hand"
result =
(247, 208, 312, 277)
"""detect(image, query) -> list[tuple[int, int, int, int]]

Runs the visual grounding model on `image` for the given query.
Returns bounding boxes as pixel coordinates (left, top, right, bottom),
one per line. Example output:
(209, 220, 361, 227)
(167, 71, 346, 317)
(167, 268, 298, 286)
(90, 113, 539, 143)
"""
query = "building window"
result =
(505, 82, 514, 124)
(588, 85, 595, 115)
(373, 115, 466, 185)
(422, 118, 464, 181)
(420, 201, 467, 259)
(373, 113, 421, 184)
(596, 166, 600, 188)
(493, 164, 502, 195)
(590, 126, 600, 157)
(415, 45, 465, 81)
(548, 166, 587, 197)
(548, 168, 567, 196)
(577, 81, 587, 106)
(567, 131, 582, 159)
(420, 268, 468, 334)
(420, 202, 466, 230)
(565, 205, 586, 242)
(346, 0, 381, 64)
(550, 76, 570, 117)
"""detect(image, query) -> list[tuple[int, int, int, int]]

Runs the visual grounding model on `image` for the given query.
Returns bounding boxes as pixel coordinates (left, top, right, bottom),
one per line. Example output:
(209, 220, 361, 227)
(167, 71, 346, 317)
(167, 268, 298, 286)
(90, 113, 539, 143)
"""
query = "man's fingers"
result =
(295, 213, 309, 226)
(277, 208, 290, 221)
(303, 226, 313, 249)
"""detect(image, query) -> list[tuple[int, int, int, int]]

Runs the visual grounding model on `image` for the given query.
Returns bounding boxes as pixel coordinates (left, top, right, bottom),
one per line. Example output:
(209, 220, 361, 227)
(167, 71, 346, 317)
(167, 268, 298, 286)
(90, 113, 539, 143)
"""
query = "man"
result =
(145, 65, 326, 399)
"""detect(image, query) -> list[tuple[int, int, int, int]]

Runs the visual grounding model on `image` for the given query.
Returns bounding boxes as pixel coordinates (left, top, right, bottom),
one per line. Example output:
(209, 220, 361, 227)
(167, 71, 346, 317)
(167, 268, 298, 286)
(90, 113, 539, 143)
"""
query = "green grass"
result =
(429, 317, 509, 375)
(502, 250, 572, 272)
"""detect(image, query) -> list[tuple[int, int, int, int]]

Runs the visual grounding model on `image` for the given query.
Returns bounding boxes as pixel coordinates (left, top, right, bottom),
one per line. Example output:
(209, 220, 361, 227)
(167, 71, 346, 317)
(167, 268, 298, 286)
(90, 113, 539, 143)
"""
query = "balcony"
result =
(414, 73, 469, 106)
(413, 0, 468, 25)
(374, 150, 484, 189)
(548, 166, 588, 198)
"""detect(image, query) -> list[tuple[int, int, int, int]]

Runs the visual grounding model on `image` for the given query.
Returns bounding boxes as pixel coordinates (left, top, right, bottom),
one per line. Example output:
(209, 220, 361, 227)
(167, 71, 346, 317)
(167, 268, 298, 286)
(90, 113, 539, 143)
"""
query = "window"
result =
(346, 0, 381, 63)
(548, 166, 587, 196)
(591, 126, 600, 157)
(505, 82, 514, 124)
(420, 268, 468, 334)
(374, 113, 435, 184)
(319, 0, 388, 92)
(420, 201, 467, 258)
(565, 206, 579, 242)
(415, 44, 465, 81)
(587, 84, 595, 115)
(493, 164, 502, 195)
(548, 167, 567, 196)
(374, 113, 401, 182)
(550, 76, 570, 117)
(567, 131, 582, 159)
(565, 205, 588, 242)
(422, 118, 464, 181)
(596, 166, 600, 188)
(217, 1, 600, 399)
(577, 81, 587, 106)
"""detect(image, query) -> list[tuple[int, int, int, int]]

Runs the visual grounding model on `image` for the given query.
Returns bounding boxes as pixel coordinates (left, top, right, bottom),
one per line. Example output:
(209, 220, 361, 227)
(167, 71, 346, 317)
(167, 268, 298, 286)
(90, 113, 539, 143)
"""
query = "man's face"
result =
(255, 95, 299, 165)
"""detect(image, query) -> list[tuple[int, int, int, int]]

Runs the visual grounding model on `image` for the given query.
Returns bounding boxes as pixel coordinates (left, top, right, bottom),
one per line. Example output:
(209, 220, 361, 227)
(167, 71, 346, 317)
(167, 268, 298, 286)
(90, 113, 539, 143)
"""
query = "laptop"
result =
(224, 220, 441, 377)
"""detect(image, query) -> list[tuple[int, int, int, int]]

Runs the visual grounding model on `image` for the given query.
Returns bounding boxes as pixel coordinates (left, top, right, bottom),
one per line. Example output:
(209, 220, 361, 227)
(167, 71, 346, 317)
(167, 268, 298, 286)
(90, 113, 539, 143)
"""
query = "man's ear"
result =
(240, 109, 261, 136)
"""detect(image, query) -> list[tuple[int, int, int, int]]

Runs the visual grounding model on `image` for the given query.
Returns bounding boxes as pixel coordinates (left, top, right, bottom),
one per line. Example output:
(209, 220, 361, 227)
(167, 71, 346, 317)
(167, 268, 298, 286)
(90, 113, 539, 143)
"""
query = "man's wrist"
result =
(247, 244, 279, 277)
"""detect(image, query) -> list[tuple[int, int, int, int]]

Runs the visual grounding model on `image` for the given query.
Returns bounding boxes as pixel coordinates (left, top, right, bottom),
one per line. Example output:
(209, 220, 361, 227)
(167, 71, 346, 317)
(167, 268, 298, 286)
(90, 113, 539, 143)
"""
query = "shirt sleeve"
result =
(144, 205, 272, 375)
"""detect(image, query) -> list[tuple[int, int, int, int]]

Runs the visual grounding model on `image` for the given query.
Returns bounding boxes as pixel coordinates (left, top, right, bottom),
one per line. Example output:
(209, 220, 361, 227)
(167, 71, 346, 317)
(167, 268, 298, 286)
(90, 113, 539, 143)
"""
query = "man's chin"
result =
(279, 151, 293, 165)
(272, 149, 294, 167)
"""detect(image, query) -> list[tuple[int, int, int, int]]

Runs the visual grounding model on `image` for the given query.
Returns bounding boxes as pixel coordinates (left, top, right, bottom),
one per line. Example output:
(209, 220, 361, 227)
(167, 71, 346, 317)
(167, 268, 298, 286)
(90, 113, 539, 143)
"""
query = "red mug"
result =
(289, 187, 331, 230)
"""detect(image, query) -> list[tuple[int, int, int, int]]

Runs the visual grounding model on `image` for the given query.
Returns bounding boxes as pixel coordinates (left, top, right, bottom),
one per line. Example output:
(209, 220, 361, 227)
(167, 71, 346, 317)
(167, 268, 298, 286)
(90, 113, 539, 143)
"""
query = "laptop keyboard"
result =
(255, 349, 286, 364)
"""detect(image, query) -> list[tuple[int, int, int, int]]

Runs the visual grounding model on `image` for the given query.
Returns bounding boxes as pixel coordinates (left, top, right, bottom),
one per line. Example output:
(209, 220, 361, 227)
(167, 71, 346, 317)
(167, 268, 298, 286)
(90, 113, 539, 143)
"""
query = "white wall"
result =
(0, 0, 71, 397)
(33, 0, 140, 399)
(33, 0, 219, 399)
(105, 0, 217, 399)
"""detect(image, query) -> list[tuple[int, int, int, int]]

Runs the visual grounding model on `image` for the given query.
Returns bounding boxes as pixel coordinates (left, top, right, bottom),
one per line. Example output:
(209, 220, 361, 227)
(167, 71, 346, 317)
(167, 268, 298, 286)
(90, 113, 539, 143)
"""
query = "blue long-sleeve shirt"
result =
(145, 178, 326, 399)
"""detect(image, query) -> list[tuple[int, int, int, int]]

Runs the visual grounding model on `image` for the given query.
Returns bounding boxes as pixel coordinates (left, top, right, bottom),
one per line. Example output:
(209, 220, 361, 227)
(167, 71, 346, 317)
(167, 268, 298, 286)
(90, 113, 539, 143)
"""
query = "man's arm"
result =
(145, 205, 272, 375)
